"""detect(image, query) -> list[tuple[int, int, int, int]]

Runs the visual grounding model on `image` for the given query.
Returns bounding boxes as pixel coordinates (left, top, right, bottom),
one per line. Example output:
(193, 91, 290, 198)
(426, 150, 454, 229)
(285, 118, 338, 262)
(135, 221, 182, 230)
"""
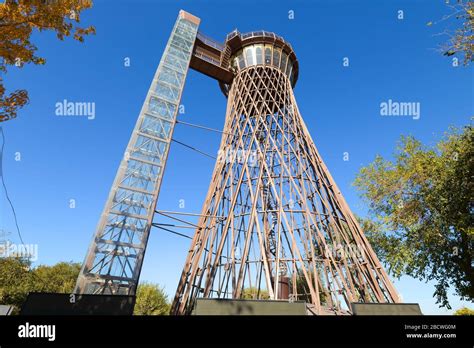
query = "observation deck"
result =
(189, 29, 299, 96)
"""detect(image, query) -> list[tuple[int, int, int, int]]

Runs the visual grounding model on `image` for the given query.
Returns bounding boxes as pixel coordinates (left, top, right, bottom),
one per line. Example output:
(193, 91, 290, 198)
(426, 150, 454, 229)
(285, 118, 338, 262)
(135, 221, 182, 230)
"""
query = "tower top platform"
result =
(224, 30, 299, 87)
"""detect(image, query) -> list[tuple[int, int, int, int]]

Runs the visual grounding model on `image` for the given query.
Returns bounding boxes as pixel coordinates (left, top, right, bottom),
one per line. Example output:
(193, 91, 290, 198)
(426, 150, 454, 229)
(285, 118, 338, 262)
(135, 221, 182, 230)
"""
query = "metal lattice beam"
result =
(171, 56, 400, 314)
(74, 11, 400, 316)
(75, 11, 200, 295)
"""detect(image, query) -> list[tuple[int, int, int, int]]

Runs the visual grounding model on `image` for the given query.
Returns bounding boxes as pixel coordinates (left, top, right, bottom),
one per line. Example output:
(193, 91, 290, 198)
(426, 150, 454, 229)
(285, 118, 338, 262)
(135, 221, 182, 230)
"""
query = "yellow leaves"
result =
(0, 88, 29, 122)
(0, 0, 95, 122)
(453, 307, 474, 315)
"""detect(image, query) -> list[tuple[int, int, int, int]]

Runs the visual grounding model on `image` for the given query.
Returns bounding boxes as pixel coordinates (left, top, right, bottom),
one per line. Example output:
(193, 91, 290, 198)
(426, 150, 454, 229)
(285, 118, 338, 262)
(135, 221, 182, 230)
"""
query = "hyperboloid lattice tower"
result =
(171, 29, 400, 315)
(75, 10, 399, 315)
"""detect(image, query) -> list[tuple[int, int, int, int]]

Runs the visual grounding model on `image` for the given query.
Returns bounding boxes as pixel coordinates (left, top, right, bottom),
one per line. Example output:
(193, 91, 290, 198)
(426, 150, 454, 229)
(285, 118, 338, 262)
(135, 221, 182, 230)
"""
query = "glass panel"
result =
(155, 82, 179, 103)
(158, 118, 172, 139)
(113, 188, 153, 216)
(244, 46, 254, 66)
(255, 45, 263, 65)
(286, 63, 293, 78)
(140, 115, 172, 140)
(168, 45, 188, 60)
(272, 48, 280, 68)
(122, 159, 161, 193)
(280, 52, 288, 72)
(131, 136, 167, 164)
(170, 35, 193, 53)
(105, 213, 148, 245)
(121, 168, 156, 193)
(147, 97, 176, 120)
(238, 52, 245, 69)
(175, 26, 194, 41)
(164, 54, 187, 73)
(158, 66, 184, 88)
(265, 47, 272, 65)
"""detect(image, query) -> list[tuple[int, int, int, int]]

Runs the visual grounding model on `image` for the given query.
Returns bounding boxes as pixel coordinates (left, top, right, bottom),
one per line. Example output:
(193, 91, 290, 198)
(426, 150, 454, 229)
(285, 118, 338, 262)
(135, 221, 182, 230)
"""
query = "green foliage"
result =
(453, 306, 474, 315)
(428, 1, 473, 66)
(0, 257, 32, 313)
(0, 257, 80, 314)
(290, 269, 327, 304)
(443, 1, 474, 65)
(0, 260, 171, 316)
(133, 282, 170, 315)
(33, 262, 81, 293)
(241, 287, 270, 300)
(354, 126, 473, 308)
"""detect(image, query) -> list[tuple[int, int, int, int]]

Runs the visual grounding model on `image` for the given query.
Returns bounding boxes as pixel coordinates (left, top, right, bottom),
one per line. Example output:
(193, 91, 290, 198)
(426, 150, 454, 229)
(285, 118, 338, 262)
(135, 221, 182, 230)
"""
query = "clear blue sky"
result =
(1, 0, 472, 314)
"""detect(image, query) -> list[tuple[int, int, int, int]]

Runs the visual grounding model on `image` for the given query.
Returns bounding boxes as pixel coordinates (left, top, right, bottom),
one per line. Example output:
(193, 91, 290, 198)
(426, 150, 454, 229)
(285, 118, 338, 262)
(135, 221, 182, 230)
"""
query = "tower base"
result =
(350, 302, 422, 315)
(20, 292, 135, 315)
(192, 298, 307, 315)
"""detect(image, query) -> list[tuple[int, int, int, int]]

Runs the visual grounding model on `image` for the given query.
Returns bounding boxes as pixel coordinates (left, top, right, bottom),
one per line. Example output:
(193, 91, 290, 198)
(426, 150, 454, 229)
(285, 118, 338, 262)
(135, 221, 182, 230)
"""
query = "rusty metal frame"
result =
(74, 10, 400, 315)
(171, 49, 400, 314)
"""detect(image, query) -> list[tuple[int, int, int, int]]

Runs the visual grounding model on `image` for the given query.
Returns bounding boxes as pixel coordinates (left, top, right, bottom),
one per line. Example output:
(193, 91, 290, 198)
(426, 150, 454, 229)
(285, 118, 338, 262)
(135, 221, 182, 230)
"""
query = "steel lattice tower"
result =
(171, 31, 400, 315)
(75, 11, 201, 295)
(75, 10, 400, 314)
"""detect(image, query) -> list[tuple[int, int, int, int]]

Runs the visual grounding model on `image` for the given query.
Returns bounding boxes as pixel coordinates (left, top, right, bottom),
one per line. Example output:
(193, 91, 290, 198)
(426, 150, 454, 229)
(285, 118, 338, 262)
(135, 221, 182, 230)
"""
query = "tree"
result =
(453, 306, 474, 315)
(0, 257, 81, 313)
(241, 287, 270, 300)
(428, 0, 473, 66)
(0, 0, 95, 122)
(32, 261, 81, 293)
(289, 269, 327, 304)
(0, 257, 33, 312)
(133, 282, 170, 315)
(1, 258, 171, 315)
(354, 125, 473, 309)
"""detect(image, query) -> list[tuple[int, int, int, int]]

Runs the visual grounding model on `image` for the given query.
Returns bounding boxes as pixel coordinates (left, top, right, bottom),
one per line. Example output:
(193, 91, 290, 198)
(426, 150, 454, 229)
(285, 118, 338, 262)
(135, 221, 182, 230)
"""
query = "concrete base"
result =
(193, 298, 307, 315)
(350, 302, 423, 315)
(20, 292, 135, 315)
